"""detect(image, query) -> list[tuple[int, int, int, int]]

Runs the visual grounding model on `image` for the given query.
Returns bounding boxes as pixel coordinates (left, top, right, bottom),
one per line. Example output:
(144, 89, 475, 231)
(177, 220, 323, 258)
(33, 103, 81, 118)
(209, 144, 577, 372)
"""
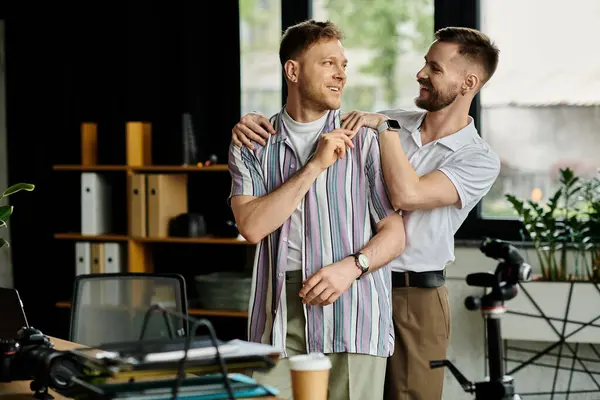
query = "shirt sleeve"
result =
(438, 145, 501, 209)
(364, 129, 399, 225)
(227, 143, 267, 203)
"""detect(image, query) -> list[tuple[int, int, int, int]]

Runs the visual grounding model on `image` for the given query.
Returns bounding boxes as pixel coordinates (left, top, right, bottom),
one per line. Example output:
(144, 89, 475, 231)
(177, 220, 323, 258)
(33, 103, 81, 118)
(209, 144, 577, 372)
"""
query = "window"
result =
(478, 0, 600, 219)
(239, 0, 282, 118)
(311, 0, 434, 112)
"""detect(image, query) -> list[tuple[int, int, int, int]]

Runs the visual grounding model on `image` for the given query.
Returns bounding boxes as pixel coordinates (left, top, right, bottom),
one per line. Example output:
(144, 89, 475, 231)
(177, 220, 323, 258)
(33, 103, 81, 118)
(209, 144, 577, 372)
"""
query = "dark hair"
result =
(279, 19, 344, 67)
(434, 26, 499, 84)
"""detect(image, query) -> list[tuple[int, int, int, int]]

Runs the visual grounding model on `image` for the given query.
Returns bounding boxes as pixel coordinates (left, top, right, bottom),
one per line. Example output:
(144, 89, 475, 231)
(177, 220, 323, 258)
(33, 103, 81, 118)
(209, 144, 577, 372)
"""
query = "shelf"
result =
(188, 308, 248, 318)
(55, 301, 248, 318)
(53, 234, 248, 244)
(129, 165, 229, 173)
(53, 165, 127, 171)
(133, 236, 250, 245)
(52, 164, 229, 173)
(54, 233, 128, 241)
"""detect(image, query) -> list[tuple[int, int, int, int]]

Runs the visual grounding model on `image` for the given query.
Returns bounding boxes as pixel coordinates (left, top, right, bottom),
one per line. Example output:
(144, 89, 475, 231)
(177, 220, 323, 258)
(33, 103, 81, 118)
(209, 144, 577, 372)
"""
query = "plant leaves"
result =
(0, 205, 13, 222)
(0, 238, 8, 249)
(0, 183, 35, 200)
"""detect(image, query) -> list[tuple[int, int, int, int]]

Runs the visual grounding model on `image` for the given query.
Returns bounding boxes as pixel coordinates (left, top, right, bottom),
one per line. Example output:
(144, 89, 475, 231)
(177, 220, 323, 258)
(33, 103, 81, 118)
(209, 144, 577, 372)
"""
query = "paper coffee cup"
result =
(289, 353, 332, 400)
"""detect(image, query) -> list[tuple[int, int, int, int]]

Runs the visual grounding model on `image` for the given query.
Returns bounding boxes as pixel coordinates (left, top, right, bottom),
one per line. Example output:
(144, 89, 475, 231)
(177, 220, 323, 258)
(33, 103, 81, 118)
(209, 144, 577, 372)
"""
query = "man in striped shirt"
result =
(228, 20, 405, 400)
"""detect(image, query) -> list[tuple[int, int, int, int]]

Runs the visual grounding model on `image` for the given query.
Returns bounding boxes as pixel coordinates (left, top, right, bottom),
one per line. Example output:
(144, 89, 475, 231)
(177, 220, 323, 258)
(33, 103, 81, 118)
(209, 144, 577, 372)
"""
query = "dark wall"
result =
(2, 3, 245, 338)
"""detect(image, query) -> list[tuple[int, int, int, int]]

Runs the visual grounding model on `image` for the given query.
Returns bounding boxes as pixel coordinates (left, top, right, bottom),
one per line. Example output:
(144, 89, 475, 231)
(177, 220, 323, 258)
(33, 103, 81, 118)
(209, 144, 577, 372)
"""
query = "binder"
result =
(90, 243, 106, 274)
(81, 172, 112, 234)
(75, 242, 92, 276)
(90, 243, 105, 304)
(103, 243, 124, 274)
(75, 242, 92, 305)
(129, 174, 147, 237)
(147, 174, 188, 237)
(103, 243, 125, 305)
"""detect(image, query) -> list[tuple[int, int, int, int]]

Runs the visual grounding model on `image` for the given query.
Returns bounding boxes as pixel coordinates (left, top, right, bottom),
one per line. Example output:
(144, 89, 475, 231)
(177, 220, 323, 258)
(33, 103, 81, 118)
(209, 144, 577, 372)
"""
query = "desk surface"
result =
(0, 336, 279, 399)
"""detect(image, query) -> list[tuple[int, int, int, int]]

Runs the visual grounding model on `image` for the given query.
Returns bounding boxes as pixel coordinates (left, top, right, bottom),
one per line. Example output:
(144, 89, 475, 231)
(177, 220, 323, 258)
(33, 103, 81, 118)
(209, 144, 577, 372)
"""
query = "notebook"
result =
(92, 336, 239, 363)
(0, 287, 29, 339)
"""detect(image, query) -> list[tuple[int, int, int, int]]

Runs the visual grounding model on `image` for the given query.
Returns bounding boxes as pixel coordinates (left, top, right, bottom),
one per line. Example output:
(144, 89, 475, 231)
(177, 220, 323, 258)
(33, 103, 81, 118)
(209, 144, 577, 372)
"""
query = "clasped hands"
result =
(298, 257, 362, 306)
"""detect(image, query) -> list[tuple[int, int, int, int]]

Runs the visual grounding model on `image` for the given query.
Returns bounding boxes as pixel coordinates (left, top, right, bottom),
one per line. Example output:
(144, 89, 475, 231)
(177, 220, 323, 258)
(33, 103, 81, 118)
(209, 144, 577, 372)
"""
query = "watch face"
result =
(357, 254, 369, 269)
(387, 119, 401, 130)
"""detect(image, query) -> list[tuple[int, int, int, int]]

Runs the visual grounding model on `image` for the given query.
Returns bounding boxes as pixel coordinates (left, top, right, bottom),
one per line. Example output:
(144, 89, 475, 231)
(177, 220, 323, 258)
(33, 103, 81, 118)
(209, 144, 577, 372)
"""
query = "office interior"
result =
(1, 0, 599, 398)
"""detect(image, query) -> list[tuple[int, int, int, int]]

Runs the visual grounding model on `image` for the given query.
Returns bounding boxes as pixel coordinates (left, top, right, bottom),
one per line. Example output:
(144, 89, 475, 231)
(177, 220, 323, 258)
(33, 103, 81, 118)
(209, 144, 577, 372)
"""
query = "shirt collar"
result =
(272, 107, 339, 143)
(403, 112, 478, 151)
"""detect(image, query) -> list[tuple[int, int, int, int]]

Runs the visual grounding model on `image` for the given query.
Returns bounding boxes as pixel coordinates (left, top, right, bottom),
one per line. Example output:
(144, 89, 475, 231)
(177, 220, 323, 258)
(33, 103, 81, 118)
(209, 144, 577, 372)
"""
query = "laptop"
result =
(0, 287, 29, 339)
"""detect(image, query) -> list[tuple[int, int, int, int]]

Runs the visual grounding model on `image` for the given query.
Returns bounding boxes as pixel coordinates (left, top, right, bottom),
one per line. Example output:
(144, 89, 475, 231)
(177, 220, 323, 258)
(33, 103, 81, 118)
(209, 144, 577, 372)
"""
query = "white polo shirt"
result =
(378, 108, 501, 273)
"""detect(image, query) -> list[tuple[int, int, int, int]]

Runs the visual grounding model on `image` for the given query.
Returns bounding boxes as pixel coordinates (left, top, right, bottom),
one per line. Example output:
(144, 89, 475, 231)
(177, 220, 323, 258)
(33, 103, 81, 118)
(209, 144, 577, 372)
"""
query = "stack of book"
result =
(62, 335, 281, 399)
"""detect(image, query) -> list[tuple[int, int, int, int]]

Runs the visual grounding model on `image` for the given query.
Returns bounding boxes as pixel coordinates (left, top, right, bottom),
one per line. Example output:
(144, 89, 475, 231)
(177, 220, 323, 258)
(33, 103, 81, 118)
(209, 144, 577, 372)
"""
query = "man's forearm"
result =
(353, 213, 405, 274)
(235, 161, 322, 243)
(379, 130, 420, 210)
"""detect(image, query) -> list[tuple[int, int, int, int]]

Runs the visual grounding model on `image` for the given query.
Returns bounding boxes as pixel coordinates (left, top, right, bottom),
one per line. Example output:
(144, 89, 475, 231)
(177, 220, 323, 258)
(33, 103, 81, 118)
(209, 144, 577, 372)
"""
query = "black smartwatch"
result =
(352, 252, 370, 279)
(376, 119, 401, 134)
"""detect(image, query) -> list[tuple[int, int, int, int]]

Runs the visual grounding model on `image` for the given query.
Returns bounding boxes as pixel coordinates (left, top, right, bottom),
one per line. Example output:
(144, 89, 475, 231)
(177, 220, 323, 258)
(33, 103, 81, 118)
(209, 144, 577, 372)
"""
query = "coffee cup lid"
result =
(289, 352, 332, 371)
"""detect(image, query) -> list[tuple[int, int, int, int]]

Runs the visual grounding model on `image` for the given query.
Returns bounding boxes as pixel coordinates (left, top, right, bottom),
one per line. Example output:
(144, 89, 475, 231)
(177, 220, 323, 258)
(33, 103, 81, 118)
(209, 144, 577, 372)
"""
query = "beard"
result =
(415, 79, 459, 112)
(298, 79, 340, 111)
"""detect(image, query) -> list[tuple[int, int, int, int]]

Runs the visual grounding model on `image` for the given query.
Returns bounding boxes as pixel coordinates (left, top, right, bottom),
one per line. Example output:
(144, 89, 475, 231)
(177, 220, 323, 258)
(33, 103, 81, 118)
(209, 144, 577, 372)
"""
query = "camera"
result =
(429, 237, 532, 400)
(0, 326, 79, 399)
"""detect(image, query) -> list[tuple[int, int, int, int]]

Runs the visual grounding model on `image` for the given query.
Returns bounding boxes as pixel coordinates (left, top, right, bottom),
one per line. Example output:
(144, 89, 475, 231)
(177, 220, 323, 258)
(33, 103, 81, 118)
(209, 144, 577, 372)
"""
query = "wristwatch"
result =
(352, 252, 370, 279)
(377, 119, 401, 135)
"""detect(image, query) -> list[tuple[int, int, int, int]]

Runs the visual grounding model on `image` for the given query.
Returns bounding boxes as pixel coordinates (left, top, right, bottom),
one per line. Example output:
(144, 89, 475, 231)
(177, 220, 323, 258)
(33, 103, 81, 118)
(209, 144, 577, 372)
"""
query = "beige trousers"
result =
(253, 270, 387, 400)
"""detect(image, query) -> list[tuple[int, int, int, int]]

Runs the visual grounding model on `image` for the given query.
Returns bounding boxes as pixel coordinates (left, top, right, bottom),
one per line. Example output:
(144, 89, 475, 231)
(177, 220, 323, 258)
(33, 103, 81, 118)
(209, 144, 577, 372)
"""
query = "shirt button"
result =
(290, 164, 295, 168)
(282, 237, 288, 242)
(278, 272, 284, 278)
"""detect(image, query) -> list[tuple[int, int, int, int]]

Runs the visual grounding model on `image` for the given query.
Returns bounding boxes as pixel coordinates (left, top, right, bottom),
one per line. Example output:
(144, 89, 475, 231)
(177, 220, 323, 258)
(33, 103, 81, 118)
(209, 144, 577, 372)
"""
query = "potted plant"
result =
(0, 183, 35, 249)
(500, 168, 600, 343)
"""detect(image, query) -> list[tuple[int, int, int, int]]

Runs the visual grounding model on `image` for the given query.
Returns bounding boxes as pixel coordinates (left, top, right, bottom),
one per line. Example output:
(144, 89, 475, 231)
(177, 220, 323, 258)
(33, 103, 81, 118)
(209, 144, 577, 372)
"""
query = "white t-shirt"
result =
(378, 108, 501, 273)
(281, 109, 328, 271)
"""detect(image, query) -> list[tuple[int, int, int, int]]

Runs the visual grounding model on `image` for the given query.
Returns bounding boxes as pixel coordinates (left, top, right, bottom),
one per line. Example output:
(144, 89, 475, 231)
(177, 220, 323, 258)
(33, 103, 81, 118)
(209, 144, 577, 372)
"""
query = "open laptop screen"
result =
(0, 287, 29, 339)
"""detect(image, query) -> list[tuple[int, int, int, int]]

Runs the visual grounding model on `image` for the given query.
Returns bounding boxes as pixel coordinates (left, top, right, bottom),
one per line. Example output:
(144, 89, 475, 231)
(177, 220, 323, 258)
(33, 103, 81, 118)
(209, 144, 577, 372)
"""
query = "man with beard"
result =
(230, 26, 501, 400)
(228, 20, 406, 400)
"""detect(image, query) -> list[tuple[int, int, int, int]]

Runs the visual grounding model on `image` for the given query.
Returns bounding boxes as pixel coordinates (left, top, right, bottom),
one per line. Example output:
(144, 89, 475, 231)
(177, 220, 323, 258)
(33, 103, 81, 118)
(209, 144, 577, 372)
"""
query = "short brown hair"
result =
(434, 27, 499, 84)
(279, 20, 344, 66)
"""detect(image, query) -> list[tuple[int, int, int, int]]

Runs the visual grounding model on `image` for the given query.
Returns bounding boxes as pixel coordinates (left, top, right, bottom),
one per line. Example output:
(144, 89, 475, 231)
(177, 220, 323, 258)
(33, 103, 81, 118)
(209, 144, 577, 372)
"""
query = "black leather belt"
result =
(391, 270, 445, 288)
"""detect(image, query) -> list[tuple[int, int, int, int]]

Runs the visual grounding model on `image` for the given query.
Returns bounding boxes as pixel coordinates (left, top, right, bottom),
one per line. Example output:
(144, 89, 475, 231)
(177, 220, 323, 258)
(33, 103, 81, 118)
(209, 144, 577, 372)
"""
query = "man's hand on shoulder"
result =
(341, 110, 390, 138)
(232, 112, 275, 150)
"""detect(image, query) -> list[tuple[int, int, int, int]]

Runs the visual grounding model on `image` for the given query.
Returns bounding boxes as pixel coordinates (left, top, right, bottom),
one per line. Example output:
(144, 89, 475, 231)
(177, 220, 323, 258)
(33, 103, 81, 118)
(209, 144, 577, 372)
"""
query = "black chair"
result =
(69, 273, 188, 347)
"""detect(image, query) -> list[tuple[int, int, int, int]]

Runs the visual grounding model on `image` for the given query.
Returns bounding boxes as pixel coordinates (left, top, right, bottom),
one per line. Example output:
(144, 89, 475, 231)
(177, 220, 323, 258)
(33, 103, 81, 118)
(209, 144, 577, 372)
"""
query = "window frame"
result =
(278, 0, 523, 242)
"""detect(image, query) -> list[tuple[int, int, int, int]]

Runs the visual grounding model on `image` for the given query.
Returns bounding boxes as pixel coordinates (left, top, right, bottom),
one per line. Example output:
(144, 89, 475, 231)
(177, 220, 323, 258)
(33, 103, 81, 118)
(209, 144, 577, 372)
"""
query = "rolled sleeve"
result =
(438, 145, 501, 209)
(365, 130, 397, 224)
(227, 143, 267, 202)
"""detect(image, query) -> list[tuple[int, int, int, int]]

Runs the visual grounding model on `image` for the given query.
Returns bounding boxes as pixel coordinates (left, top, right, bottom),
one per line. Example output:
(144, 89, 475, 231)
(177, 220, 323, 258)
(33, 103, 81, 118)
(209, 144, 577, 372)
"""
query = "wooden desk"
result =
(0, 337, 280, 399)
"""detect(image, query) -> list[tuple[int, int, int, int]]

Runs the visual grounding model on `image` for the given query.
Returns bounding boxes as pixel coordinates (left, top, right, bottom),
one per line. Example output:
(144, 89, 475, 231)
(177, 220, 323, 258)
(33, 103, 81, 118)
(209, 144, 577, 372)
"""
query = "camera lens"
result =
(519, 264, 533, 282)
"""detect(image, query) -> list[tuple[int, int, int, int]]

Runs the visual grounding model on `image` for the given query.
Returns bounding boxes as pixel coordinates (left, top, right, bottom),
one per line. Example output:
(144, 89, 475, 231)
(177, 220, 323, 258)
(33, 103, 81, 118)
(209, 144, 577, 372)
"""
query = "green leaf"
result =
(0, 183, 35, 200)
(0, 205, 13, 222)
(0, 238, 8, 249)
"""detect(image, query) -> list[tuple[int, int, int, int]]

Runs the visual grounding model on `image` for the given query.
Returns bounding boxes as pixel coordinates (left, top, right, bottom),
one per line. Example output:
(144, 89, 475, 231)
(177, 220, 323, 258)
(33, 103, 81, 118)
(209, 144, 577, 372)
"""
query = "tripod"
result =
(430, 237, 532, 400)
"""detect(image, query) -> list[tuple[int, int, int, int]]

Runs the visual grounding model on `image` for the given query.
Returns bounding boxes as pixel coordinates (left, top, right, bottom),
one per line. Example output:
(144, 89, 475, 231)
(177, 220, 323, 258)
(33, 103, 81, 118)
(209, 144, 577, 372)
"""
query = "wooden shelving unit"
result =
(55, 301, 248, 318)
(54, 121, 250, 321)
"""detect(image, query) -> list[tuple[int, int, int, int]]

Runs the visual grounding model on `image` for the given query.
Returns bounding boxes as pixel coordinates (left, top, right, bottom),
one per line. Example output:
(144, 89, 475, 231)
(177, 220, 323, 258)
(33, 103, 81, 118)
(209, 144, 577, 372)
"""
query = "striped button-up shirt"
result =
(228, 108, 396, 357)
